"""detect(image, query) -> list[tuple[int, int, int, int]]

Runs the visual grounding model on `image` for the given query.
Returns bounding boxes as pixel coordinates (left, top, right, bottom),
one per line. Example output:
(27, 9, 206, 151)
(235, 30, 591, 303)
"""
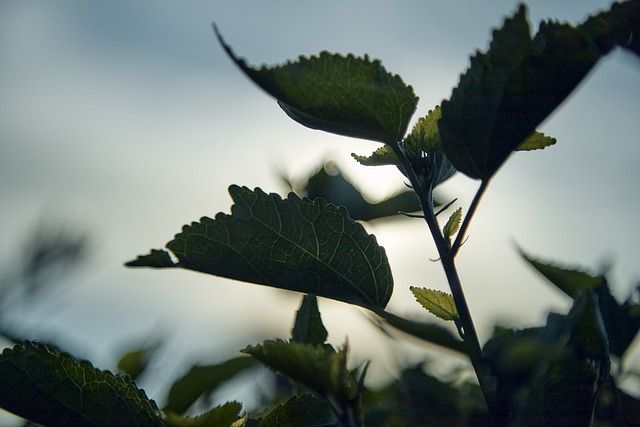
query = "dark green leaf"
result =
(242, 340, 356, 403)
(126, 248, 176, 268)
(215, 26, 418, 145)
(440, 5, 601, 180)
(410, 287, 459, 322)
(0, 341, 165, 427)
(520, 250, 605, 299)
(128, 186, 393, 310)
(258, 394, 336, 427)
(164, 357, 256, 414)
(372, 308, 468, 355)
(165, 402, 244, 427)
(292, 295, 328, 346)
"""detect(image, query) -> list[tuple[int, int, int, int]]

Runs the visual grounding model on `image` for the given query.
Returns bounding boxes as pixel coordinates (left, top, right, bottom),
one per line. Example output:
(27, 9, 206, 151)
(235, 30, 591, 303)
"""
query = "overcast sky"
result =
(1, 0, 639, 414)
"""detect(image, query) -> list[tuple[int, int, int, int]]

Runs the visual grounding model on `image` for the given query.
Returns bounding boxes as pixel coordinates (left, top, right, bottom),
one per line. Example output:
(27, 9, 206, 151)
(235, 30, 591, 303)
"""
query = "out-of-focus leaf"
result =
(127, 186, 393, 310)
(410, 287, 459, 322)
(291, 295, 328, 346)
(215, 27, 418, 145)
(301, 162, 421, 220)
(164, 402, 244, 427)
(242, 340, 356, 403)
(440, 5, 599, 180)
(515, 131, 557, 151)
(164, 357, 256, 414)
(0, 341, 165, 427)
(258, 394, 336, 427)
(116, 341, 161, 381)
(372, 309, 468, 355)
(520, 250, 604, 299)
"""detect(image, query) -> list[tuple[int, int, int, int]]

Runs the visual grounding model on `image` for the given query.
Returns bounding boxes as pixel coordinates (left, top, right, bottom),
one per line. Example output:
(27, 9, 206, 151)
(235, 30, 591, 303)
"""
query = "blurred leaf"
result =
(0, 341, 165, 427)
(215, 26, 418, 145)
(258, 394, 336, 427)
(440, 5, 600, 180)
(373, 309, 468, 354)
(291, 295, 328, 346)
(515, 131, 557, 151)
(242, 340, 356, 403)
(165, 402, 244, 427)
(164, 357, 256, 414)
(442, 208, 463, 241)
(116, 341, 161, 381)
(302, 162, 421, 220)
(520, 249, 604, 299)
(410, 287, 458, 322)
(128, 186, 393, 310)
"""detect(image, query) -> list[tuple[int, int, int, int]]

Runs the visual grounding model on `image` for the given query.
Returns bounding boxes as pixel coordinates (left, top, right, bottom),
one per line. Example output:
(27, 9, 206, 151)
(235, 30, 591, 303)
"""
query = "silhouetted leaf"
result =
(164, 357, 256, 414)
(0, 342, 165, 427)
(258, 394, 336, 427)
(242, 340, 356, 403)
(520, 250, 605, 298)
(215, 26, 418, 145)
(410, 287, 459, 322)
(440, 5, 599, 180)
(164, 402, 244, 427)
(128, 186, 393, 310)
(292, 295, 328, 346)
(373, 309, 468, 354)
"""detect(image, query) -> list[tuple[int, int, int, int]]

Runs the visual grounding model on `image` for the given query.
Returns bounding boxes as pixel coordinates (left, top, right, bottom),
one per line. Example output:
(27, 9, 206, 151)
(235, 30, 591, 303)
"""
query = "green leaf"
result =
(127, 186, 393, 310)
(442, 208, 463, 241)
(215, 26, 418, 145)
(440, 5, 602, 180)
(165, 402, 244, 427)
(410, 287, 459, 322)
(116, 340, 161, 381)
(519, 250, 604, 299)
(516, 131, 557, 151)
(126, 248, 176, 268)
(0, 341, 165, 427)
(291, 295, 328, 346)
(351, 145, 399, 167)
(372, 308, 468, 355)
(164, 357, 256, 414)
(242, 340, 356, 403)
(258, 394, 336, 427)
(403, 106, 443, 155)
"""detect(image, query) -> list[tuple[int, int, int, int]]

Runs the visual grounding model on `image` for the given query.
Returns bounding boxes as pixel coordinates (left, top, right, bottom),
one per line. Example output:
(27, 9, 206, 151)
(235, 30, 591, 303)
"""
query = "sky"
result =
(1, 0, 639, 418)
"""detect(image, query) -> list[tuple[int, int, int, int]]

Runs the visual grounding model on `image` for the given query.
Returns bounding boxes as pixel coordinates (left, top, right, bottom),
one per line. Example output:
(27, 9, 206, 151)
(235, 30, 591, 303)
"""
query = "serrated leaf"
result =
(291, 295, 328, 346)
(410, 287, 459, 322)
(520, 250, 605, 299)
(242, 340, 356, 403)
(127, 186, 393, 310)
(164, 357, 256, 414)
(351, 145, 399, 166)
(372, 308, 468, 355)
(215, 26, 418, 145)
(126, 248, 176, 268)
(440, 5, 600, 180)
(0, 341, 165, 427)
(403, 106, 442, 155)
(442, 208, 463, 241)
(257, 394, 336, 427)
(516, 131, 557, 151)
(165, 402, 244, 427)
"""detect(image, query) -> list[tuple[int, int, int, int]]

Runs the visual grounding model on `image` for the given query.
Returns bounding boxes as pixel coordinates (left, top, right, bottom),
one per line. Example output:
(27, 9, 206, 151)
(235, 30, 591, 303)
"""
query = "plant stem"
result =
(390, 144, 497, 413)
